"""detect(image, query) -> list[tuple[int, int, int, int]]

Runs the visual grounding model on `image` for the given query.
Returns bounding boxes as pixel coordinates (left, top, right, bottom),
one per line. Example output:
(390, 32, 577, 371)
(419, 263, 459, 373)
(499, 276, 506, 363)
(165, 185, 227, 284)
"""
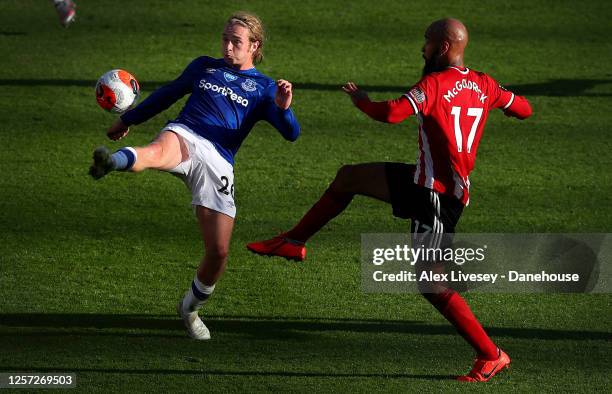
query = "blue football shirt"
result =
(121, 56, 300, 164)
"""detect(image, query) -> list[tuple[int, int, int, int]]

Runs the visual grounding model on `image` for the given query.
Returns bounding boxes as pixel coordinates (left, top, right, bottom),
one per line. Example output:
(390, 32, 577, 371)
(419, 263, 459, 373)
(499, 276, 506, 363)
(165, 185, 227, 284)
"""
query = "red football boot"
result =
(246, 235, 306, 262)
(457, 348, 511, 382)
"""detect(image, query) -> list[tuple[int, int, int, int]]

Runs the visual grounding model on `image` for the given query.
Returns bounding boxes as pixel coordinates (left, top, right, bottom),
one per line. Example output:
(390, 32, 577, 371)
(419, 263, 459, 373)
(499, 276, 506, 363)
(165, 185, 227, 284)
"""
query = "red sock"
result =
(285, 188, 353, 243)
(425, 290, 498, 360)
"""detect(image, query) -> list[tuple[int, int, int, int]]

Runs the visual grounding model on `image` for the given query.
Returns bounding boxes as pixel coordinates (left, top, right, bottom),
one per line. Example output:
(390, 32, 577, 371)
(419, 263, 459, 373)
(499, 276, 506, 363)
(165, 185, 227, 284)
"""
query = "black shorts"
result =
(385, 162, 464, 241)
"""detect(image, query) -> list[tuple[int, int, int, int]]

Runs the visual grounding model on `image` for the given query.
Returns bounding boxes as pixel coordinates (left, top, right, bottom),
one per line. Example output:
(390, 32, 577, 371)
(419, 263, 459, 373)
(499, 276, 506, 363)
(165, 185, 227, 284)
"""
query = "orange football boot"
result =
(247, 235, 306, 262)
(457, 348, 511, 382)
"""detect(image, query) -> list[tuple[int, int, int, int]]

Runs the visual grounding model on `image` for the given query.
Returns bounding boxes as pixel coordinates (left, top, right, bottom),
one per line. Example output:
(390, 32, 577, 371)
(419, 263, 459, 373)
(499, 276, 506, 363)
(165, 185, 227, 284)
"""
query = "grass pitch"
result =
(1, 0, 611, 392)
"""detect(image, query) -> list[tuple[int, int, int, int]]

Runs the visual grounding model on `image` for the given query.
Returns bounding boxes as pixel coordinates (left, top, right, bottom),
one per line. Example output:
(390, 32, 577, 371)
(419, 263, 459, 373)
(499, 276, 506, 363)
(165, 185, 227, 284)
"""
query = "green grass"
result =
(1, 0, 611, 392)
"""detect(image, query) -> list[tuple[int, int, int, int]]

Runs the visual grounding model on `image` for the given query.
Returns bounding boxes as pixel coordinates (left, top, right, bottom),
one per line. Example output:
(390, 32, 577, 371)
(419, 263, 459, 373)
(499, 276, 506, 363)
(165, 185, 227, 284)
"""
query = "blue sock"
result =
(111, 147, 137, 171)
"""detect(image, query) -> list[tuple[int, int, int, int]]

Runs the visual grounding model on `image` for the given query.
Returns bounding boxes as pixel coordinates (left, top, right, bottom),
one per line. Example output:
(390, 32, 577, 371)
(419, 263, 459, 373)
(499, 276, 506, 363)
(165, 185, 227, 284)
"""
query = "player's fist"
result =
(342, 82, 369, 106)
(274, 79, 293, 110)
(107, 118, 129, 141)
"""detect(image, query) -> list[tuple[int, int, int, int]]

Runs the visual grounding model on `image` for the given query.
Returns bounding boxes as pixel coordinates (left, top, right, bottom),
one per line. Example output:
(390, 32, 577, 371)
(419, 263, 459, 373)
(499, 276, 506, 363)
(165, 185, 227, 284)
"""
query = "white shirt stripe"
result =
(435, 192, 443, 248)
(414, 149, 422, 184)
(403, 93, 419, 114)
(419, 124, 435, 189)
(431, 191, 439, 249)
(452, 171, 464, 200)
(503, 93, 515, 110)
(414, 114, 423, 184)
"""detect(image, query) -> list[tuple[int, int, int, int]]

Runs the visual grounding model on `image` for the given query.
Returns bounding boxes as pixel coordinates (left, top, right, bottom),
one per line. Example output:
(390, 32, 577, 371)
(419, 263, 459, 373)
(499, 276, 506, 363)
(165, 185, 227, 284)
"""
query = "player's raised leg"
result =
(178, 206, 234, 340)
(247, 162, 391, 260)
(89, 130, 188, 179)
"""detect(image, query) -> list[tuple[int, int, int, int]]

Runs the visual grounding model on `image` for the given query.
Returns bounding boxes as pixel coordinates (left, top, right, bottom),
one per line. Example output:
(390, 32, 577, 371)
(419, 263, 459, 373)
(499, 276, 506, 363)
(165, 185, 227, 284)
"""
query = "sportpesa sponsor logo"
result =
(198, 79, 249, 107)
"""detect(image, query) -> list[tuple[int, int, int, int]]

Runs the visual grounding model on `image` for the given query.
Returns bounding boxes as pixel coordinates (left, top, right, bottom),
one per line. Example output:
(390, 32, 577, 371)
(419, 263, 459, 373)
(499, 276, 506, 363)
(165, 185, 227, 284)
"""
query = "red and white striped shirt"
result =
(356, 66, 531, 205)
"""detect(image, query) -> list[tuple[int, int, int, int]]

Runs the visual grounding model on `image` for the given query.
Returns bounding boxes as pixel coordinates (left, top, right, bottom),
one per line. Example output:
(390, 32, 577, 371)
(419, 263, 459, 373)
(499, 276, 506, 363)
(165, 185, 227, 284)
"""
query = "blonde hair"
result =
(226, 12, 265, 64)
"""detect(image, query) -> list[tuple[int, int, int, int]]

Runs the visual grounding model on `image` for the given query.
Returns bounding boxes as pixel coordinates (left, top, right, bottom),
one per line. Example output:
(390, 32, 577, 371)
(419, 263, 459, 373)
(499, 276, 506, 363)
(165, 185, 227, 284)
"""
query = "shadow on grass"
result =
(0, 78, 611, 97)
(0, 365, 454, 380)
(1, 313, 609, 341)
(0, 31, 27, 36)
(2, 313, 608, 382)
(0, 314, 463, 381)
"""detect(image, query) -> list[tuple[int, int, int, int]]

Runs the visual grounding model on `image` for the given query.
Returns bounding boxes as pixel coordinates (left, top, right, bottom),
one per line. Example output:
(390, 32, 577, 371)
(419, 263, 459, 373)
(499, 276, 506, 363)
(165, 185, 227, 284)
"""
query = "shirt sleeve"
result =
(259, 82, 300, 142)
(120, 57, 206, 126)
(485, 75, 532, 119)
(403, 75, 436, 116)
(504, 94, 532, 119)
(485, 75, 516, 110)
(354, 96, 414, 124)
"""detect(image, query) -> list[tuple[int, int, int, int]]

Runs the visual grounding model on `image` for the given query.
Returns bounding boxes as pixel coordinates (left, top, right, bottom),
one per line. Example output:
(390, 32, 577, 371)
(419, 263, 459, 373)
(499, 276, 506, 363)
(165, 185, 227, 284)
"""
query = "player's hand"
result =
(107, 118, 129, 141)
(274, 79, 293, 110)
(342, 82, 369, 106)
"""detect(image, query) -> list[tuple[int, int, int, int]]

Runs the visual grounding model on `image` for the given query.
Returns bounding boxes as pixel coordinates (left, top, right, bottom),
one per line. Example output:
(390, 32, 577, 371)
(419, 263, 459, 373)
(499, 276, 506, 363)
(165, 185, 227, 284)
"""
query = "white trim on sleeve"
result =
(403, 93, 419, 115)
(503, 93, 515, 110)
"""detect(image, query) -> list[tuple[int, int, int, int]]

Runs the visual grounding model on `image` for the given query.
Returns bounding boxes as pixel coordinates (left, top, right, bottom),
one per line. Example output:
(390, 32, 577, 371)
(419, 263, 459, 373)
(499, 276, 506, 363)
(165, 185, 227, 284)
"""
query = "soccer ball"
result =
(95, 69, 140, 113)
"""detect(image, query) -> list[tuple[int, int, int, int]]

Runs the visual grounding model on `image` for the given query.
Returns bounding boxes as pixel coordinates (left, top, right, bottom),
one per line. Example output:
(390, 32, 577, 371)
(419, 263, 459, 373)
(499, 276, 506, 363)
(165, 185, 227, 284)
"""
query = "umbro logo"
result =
(224, 72, 238, 82)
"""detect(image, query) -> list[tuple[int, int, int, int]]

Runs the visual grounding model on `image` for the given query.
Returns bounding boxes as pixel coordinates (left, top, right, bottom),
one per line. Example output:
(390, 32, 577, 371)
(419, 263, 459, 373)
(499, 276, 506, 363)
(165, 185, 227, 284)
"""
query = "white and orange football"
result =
(95, 69, 140, 113)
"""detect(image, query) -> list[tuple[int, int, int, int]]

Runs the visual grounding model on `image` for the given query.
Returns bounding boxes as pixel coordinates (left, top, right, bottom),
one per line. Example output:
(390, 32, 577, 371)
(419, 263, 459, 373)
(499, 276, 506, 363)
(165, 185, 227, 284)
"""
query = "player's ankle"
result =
(111, 147, 137, 171)
(183, 276, 215, 312)
(282, 231, 306, 244)
(480, 347, 500, 361)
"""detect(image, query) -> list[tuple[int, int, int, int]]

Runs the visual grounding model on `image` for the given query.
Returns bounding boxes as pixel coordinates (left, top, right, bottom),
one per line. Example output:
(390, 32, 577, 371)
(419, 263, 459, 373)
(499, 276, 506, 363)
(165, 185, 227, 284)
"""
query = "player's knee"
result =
(143, 142, 164, 162)
(205, 244, 229, 262)
(330, 165, 356, 193)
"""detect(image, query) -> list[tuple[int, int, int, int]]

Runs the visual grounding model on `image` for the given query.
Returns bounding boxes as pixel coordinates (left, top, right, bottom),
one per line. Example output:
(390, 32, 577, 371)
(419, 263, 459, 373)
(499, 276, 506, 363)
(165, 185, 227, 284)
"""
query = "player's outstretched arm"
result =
(118, 78, 191, 135)
(262, 79, 300, 141)
(342, 82, 370, 106)
(503, 94, 532, 120)
(274, 79, 293, 110)
(488, 76, 533, 120)
(342, 82, 414, 124)
(111, 57, 205, 140)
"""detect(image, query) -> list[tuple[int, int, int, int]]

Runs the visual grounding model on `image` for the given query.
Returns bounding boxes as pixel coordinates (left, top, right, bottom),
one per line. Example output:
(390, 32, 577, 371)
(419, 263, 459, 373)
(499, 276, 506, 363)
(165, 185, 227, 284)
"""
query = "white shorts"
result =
(163, 122, 236, 218)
